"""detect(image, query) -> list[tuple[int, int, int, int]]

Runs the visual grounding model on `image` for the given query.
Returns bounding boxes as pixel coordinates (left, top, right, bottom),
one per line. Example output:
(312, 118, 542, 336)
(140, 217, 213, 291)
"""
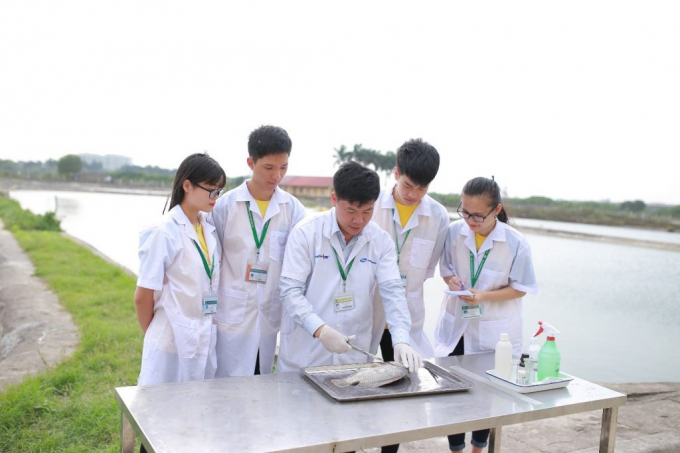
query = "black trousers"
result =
(254, 350, 261, 375)
(378, 329, 400, 453)
(447, 337, 490, 451)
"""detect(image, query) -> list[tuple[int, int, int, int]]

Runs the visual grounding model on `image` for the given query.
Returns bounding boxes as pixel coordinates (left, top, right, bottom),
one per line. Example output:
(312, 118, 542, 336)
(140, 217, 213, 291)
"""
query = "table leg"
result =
(489, 426, 502, 453)
(121, 411, 135, 453)
(599, 407, 618, 453)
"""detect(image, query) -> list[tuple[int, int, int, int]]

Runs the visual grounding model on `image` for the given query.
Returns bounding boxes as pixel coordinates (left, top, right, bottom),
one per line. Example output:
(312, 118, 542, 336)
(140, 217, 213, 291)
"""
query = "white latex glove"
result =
(317, 325, 353, 354)
(394, 343, 422, 373)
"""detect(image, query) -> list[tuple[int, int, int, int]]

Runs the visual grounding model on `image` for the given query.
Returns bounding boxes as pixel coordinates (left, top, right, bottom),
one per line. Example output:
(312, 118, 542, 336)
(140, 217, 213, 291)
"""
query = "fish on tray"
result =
(332, 362, 409, 389)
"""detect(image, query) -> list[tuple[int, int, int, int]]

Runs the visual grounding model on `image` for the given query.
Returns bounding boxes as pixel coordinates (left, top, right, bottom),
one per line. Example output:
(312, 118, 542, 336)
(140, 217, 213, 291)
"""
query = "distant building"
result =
(79, 153, 132, 171)
(280, 176, 333, 198)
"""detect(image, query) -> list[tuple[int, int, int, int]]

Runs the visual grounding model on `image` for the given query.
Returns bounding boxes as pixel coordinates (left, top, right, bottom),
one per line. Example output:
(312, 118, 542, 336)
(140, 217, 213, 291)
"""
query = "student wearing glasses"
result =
(435, 176, 537, 453)
(134, 153, 226, 389)
(209, 125, 306, 377)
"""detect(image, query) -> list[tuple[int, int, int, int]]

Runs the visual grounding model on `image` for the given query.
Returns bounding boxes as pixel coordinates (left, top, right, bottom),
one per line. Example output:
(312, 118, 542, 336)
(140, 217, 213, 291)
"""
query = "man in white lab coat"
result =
(210, 125, 306, 377)
(278, 161, 422, 374)
(370, 138, 449, 361)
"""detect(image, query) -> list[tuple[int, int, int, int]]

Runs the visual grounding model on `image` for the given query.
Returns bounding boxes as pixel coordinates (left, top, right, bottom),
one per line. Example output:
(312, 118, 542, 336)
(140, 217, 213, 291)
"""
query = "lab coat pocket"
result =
(477, 269, 507, 290)
(479, 318, 512, 352)
(407, 291, 424, 324)
(269, 231, 288, 261)
(216, 288, 249, 324)
(409, 238, 435, 269)
(169, 314, 200, 359)
(268, 290, 282, 325)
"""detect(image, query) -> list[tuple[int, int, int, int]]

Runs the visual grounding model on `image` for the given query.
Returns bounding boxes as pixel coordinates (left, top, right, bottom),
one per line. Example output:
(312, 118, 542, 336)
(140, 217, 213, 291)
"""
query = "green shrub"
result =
(0, 194, 61, 231)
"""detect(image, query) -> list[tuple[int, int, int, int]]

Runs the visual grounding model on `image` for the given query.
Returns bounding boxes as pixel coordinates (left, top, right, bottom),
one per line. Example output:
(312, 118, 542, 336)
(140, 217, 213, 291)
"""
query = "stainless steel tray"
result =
(303, 360, 473, 402)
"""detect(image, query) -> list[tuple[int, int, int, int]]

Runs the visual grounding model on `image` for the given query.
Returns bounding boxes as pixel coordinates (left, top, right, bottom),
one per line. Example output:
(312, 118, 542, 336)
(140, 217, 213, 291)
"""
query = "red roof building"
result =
(280, 176, 333, 198)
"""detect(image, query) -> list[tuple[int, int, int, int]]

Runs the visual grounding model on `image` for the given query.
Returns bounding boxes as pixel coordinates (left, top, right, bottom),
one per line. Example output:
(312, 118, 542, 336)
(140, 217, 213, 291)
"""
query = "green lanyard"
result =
(391, 209, 411, 265)
(192, 240, 215, 285)
(246, 201, 271, 258)
(469, 249, 490, 288)
(332, 248, 355, 292)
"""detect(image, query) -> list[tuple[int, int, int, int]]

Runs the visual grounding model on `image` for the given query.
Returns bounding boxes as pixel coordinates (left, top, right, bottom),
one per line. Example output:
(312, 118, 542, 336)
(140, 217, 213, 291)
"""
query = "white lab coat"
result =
(434, 220, 538, 358)
(209, 181, 306, 377)
(370, 189, 449, 358)
(277, 209, 409, 373)
(136, 205, 220, 386)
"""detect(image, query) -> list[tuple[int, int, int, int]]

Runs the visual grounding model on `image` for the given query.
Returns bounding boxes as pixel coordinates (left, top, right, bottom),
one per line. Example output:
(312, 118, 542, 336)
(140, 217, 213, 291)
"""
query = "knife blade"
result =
(348, 342, 383, 362)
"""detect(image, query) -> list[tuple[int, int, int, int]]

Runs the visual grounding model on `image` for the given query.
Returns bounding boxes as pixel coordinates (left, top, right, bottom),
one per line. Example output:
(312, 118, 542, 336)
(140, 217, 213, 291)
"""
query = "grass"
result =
(0, 195, 61, 232)
(0, 196, 141, 452)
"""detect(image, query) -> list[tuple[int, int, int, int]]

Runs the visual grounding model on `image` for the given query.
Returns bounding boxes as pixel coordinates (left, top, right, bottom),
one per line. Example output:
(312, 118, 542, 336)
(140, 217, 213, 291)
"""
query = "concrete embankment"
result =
(0, 177, 168, 197)
(0, 219, 79, 391)
(519, 226, 680, 253)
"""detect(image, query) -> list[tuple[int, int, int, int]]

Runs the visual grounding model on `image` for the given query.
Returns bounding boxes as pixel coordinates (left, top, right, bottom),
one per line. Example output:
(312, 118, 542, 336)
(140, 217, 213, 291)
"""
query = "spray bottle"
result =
(533, 321, 561, 381)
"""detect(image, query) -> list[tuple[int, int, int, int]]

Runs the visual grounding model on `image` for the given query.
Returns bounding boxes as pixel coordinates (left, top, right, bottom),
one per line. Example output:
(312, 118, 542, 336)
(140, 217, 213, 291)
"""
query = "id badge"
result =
(245, 260, 268, 283)
(400, 274, 408, 288)
(461, 304, 483, 319)
(334, 292, 355, 312)
(202, 291, 218, 315)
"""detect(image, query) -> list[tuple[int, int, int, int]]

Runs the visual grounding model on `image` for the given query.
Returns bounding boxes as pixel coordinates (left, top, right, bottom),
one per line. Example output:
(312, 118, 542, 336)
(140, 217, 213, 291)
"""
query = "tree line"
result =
(2, 153, 679, 226)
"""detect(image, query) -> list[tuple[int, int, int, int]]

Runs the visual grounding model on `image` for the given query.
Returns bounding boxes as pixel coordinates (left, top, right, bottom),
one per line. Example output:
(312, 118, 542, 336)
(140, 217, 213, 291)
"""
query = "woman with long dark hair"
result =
(435, 176, 538, 453)
(134, 153, 226, 387)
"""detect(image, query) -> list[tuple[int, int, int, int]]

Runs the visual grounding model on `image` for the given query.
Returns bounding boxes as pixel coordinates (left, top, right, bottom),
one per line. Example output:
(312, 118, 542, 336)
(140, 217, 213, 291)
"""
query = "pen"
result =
(460, 281, 466, 291)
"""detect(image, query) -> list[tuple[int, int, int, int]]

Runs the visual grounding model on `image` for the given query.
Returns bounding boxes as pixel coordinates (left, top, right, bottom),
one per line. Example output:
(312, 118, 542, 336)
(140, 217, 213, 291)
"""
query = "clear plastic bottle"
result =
(527, 337, 541, 383)
(511, 359, 520, 382)
(494, 333, 513, 380)
(517, 369, 527, 385)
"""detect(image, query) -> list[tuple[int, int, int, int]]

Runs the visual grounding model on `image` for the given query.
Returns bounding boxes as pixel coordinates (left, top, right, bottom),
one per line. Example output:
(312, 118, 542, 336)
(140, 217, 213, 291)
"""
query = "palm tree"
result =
(333, 145, 351, 167)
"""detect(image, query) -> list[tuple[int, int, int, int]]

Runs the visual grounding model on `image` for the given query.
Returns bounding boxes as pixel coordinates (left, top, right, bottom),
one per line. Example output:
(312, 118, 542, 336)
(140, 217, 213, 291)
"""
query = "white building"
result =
(79, 154, 132, 171)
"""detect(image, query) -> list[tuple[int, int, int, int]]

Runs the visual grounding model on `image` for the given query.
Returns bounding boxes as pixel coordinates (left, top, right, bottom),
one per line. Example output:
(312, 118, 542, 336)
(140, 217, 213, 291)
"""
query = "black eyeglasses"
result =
(456, 203, 497, 223)
(195, 184, 226, 200)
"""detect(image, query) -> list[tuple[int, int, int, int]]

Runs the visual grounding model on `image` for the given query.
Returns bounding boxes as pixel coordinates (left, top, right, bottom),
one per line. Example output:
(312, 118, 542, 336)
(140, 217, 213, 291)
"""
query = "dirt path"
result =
(0, 220, 79, 391)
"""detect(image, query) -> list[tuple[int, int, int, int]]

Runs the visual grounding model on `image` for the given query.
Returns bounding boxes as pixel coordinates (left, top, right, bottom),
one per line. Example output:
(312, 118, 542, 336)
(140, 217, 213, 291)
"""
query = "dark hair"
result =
(462, 176, 510, 223)
(333, 161, 380, 206)
(166, 153, 226, 213)
(248, 125, 292, 161)
(396, 138, 440, 186)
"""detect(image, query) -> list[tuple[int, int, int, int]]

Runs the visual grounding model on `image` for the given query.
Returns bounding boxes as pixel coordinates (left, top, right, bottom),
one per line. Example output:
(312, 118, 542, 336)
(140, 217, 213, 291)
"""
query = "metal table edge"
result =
(115, 387, 156, 453)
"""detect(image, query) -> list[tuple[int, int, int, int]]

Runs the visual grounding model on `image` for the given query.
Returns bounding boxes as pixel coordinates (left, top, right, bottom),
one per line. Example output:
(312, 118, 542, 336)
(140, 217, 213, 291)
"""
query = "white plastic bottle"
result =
(494, 333, 513, 380)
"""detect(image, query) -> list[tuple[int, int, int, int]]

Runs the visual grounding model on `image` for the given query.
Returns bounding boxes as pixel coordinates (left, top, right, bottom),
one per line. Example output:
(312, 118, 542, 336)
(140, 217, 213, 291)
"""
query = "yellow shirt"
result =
(255, 199, 269, 217)
(475, 232, 486, 251)
(194, 222, 211, 265)
(395, 201, 419, 227)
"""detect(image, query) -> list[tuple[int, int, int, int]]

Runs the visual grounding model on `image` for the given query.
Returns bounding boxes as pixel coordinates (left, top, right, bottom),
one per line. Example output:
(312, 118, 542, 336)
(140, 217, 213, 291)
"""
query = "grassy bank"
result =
(0, 196, 141, 452)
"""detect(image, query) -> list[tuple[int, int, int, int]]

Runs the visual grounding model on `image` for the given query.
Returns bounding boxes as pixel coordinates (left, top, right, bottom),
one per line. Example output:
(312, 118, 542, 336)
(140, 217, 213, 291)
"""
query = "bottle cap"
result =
(500, 333, 509, 341)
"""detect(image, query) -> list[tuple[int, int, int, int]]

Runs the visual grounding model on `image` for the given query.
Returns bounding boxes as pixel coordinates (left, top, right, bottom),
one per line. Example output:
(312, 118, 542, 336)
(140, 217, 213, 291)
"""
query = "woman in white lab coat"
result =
(134, 153, 226, 389)
(435, 176, 537, 453)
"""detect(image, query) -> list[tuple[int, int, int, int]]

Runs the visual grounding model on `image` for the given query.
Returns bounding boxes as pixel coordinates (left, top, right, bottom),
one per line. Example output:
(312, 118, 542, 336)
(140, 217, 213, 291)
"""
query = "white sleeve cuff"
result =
(302, 313, 325, 337)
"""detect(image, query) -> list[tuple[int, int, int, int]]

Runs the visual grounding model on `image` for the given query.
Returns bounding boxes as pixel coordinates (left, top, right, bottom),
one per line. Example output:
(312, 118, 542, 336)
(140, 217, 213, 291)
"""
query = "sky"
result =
(1, 1, 678, 205)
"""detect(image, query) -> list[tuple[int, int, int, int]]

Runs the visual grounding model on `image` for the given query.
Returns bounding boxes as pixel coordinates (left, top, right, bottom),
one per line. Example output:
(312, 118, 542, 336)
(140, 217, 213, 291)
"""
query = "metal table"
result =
(115, 354, 626, 452)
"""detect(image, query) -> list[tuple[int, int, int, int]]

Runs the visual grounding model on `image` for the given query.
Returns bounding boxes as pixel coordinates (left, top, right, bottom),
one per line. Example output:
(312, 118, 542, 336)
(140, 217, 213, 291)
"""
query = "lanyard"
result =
(246, 201, 271, 259)
(192, 240, 215, 285)
(391, 209, 411, 265)
(332, 248, 355, 292)
(469, 249, 490, 288)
